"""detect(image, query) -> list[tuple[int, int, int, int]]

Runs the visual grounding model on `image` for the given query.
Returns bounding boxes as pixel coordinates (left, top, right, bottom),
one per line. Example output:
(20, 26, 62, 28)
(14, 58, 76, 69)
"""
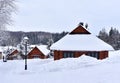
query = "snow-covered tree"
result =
(98, 27, 120, 50)
(47, 36, 54, 50)
(108, 27, 120, 49)
(98, 28, 109, 43)
(2, 46, 15, 61)
(0, 0, 16, 30)
(17, 36, 30, 56)
(47, 35, 54, 57)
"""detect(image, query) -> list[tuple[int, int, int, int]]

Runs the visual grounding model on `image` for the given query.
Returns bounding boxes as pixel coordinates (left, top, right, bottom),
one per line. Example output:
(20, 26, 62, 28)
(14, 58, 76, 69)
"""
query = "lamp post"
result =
(23, 36, 29, 70)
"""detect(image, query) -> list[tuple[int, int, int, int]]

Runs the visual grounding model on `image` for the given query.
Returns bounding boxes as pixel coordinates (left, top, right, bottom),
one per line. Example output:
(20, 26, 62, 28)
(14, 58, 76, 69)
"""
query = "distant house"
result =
(6, 45, 50, 60)
(7, 49, 22, 60)
(28, 45, 50, 59)
(2, 46, 19, 60)
(50, 24, 114, 60)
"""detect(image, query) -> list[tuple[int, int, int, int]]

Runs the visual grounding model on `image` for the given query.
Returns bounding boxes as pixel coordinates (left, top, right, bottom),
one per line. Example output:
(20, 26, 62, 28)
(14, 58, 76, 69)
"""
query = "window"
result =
(33, 55, 40, 58)
(63, 52, 74, 58)
(87, 52, 99, 59)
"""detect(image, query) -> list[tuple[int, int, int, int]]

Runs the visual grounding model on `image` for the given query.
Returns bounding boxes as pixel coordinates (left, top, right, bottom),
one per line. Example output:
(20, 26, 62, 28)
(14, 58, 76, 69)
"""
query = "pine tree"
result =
(108, 27, 120, 50)
(98, 28, 109, 43)
(98, 27, 120, 50)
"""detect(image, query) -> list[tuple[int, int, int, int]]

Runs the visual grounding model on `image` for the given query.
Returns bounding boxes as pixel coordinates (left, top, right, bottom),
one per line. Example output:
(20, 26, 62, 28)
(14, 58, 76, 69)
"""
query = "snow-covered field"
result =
(0, 51, 120, 83)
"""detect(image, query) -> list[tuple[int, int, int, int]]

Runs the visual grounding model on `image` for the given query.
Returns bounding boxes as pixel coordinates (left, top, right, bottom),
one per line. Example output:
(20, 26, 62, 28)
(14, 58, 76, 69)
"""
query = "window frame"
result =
(63, 51, 74, 58)
(87, 52, 99, 59)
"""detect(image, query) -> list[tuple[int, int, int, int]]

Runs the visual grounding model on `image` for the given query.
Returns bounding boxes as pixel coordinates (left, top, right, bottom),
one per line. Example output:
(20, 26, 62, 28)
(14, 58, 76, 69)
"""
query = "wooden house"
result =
(7, 49, 22, 60)
(7, 45, 50, 60)
(28, 45, 50, 59)
(50, 24, 114, 60)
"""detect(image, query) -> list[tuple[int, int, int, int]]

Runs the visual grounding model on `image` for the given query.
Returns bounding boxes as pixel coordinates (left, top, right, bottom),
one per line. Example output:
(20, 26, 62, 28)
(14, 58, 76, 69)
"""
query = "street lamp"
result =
(23, 36, 29, 70)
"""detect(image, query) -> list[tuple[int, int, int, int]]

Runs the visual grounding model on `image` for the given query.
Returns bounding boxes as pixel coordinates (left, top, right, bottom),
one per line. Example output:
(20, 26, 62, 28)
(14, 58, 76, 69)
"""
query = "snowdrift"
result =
(0, 51, 120, 83)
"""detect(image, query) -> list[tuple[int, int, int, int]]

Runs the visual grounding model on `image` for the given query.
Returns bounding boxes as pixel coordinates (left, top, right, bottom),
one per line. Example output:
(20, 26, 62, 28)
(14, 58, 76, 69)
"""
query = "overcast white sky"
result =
(9, 0, 120, 35)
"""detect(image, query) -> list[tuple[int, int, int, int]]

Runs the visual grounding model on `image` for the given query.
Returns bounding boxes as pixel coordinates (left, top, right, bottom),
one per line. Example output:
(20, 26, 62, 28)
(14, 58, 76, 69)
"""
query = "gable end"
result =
(70, 25, 91, 34)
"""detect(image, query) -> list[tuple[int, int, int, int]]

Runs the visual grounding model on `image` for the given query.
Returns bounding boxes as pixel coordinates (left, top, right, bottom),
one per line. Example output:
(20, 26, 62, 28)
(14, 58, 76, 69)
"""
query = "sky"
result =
(8, 0, 120, 35)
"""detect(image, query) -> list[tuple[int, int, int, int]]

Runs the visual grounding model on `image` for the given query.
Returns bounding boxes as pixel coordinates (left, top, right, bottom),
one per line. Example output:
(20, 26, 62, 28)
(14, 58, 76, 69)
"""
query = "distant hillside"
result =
(0, 31, 68, 46)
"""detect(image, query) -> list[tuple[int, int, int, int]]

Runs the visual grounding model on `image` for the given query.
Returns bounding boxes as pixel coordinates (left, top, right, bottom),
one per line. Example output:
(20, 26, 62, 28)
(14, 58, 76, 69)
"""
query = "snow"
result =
(0, 51, 120, 83)
(30, 45, 50, 55)
(0, 46, 16, 52)
(51, 34, 114, 51)
(23, 36, 29, 40)
(37, 45, 50, 55)
(0, 46, 3, 52)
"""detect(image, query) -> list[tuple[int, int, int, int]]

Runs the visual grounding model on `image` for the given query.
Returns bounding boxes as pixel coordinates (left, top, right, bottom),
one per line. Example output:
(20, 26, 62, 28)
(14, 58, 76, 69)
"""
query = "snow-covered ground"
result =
(0, 51, 120, 83)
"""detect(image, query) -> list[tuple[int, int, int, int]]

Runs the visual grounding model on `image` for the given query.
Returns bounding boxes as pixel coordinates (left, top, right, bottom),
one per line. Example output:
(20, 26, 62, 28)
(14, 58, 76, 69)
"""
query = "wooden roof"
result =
(69, 25, 91, 34)
(28, 46, 47, 59)
(9, 50, 19, 56)
(28, 47, 44, 56)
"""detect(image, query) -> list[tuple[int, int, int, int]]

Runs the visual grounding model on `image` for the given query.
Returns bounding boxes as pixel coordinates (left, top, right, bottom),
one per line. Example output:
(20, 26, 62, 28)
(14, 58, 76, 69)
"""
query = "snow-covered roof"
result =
(0, 46, 16, 57)
(30, 45, 37, 48)
(23, 36, 29, 40)
(30, 45, 50, 55)
(37, 45, 50, 55)
(3, 46, 16, 50)
(0, 46, 16, 53)
(50, 34, 114, 51)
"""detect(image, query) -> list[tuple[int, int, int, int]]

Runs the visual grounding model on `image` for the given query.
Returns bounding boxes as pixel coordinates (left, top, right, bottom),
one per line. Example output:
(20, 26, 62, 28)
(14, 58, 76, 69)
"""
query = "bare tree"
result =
(0, 0, 16, 46)
(0, 0, 16, 30)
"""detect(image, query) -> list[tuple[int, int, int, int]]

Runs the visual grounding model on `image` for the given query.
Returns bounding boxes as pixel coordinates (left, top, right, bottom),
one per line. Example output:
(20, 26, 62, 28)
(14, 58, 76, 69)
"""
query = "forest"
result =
(0, 27, 120, 50)
(98, 27, 120, 50)
(0, 31, 68, 46)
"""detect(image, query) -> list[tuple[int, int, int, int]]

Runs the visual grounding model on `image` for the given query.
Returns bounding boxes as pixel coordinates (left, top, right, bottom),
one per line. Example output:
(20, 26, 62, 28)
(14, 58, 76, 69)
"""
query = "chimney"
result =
(85, 23, 88, 29)
(79, 22, 84, 26)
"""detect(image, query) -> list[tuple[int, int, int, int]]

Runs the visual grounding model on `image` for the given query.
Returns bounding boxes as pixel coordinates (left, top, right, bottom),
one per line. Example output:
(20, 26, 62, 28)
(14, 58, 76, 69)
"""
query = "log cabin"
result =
(6, 45, 50, 60)
(7, 49, 22, 60)
(50, 24, 114, 60)
(28, 45, 50, 59)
